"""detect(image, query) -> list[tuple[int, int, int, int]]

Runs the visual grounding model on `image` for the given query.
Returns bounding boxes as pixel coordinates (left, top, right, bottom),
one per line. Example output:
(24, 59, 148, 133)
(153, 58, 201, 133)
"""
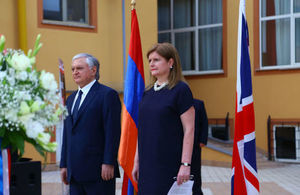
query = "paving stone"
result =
(42, 162, 300, 194)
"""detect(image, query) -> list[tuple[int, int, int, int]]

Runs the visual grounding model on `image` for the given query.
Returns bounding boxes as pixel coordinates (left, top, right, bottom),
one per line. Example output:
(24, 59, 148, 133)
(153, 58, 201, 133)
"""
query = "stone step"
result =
(206, 138, 233, 156)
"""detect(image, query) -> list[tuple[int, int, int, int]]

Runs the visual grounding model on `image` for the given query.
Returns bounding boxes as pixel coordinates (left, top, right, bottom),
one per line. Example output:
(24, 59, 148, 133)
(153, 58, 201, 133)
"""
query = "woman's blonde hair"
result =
(146, 42, 184, 89)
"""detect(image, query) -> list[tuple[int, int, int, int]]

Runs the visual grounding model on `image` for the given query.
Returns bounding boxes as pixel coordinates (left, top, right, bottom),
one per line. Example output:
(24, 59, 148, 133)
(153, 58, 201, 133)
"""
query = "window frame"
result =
(273, 124, 300, 162)
(208, 117, 234, 141)
(254, 0, 300, 74)
(268, 119, 300, 162)
(38, 0, 97, 33)
(208, 124, 230, 142)
(158, 0, 227, 77)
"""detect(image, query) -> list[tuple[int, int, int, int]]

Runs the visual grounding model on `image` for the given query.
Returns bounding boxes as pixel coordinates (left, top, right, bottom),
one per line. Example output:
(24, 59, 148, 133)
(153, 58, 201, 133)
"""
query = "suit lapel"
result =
(68, 93, 76, 116)
(72, 82, 99, 127)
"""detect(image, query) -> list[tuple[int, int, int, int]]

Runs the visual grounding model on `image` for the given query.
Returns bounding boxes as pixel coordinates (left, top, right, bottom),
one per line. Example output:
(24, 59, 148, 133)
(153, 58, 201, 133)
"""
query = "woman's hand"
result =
(176, 165, 191, 185)
(132, 161, 139, 183)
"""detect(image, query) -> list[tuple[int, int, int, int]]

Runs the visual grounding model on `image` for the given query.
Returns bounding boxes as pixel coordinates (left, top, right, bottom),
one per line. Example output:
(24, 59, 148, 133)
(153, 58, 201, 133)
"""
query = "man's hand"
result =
(101, 164, 114, 181)
(60, 168, 69, 185)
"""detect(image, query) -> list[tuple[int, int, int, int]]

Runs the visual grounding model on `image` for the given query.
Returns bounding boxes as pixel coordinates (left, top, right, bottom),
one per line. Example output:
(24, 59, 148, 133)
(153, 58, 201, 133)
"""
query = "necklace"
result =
(154, 81, 168, 91)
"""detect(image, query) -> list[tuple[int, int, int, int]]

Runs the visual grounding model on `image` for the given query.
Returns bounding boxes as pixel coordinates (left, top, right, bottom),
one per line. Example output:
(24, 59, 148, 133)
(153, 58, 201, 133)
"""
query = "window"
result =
(208, 114, 233, 143)
(273, 125, 300, 162)
(43, 0, 88, 25)
(158, 0, 225, 75)
(38, 0, 97, 32)
(260, 0, 300, 69)
(268, 118, 300, 162)
(209, 124, 230, 141)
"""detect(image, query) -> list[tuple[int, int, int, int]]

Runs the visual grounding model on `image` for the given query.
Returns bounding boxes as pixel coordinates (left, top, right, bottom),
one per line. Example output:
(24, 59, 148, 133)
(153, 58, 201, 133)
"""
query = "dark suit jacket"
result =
(194, 99, 208, 146)
(60, 82, 121, 183)
(191, 99, 208, 194)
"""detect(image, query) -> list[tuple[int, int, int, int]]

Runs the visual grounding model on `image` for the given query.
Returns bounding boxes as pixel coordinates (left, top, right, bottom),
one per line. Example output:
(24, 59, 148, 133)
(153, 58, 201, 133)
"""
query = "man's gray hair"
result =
(72, 53, 100, 80)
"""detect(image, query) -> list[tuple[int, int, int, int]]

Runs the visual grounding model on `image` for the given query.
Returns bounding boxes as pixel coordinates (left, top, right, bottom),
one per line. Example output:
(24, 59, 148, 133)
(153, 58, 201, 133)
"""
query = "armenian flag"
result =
(118, 2, 145, 195)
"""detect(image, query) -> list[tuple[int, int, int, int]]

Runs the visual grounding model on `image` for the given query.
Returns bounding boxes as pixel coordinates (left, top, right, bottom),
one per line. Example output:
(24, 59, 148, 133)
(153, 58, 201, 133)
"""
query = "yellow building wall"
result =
(188, 0, 300, 157)
(26, 0, 124, 92)
(187, 0, 238, 162)
(124, 0, 157, 85)
(202, 147, 232, 164)
(0, 0, 156, 162)
(2, 0, 299, 164)
(0, 0, 19, 49)
(6, 0, 156, 162)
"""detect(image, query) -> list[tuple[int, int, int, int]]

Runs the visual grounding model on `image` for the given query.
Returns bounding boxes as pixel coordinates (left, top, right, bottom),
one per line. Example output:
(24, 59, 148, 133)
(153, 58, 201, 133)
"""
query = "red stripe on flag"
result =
(118, 106, 138, 191)
(234, 104, 255, 140)
(232, 141, 247, 194)
(234, 99, 244, 141)
(122, 173, 129, 195)
(245, 167, 260, 191)
(241, 103, 255, 135)
(128, 9, 144, 81)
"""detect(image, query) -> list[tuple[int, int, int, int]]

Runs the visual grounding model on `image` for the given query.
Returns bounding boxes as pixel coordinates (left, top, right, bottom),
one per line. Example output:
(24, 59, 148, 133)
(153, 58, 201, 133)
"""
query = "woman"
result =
(132, 43, 195, 194)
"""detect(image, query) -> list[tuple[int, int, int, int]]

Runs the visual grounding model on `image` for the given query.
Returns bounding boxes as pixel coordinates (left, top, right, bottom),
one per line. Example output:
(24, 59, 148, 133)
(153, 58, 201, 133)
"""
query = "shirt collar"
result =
(78, 79, 96, 95)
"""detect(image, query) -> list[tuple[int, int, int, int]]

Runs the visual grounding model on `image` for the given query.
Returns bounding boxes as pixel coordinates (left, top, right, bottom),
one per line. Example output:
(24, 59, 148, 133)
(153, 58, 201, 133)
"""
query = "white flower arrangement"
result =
(0, 34, 67, 157)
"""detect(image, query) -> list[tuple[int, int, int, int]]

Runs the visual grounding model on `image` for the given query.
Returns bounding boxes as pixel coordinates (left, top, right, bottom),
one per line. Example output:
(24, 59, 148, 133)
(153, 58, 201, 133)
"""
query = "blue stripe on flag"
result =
(231, 174, 234, 195)
(244, 139, 257, 171)
(0, 138, 3, 194)
(123, 55, 145, 125)
(240, 14, 252, 103)
(127, 179, 134, 195)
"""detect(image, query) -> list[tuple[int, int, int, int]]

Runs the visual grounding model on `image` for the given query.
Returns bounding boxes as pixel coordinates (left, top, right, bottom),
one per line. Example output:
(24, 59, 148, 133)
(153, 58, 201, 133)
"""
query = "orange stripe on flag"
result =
(118, 105, 138, 191)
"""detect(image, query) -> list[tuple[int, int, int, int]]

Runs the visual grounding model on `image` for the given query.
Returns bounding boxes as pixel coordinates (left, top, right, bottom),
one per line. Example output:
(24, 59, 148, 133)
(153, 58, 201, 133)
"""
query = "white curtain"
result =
(261, 0, 291, 66)
(275, 0, 290, 65)
(295, 0, 300, 12)
(174, 0, 195, 70)
(158, 0, 171, 31)
(174, 0, 194, 28)
(261, 0, 290, 17)
(275, 18, 290, 65)
(175, 32, 194, 70)
(198, 0, 223, 71)
(295, 0, 300, 63)
(296, 18, 300, 63)
(159, 0, 223, 71)
(274, 0, 290, 15)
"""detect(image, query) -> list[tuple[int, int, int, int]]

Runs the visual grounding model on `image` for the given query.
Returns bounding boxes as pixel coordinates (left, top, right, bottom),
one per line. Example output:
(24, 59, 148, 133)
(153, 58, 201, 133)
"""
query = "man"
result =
(60, 53, 121, 195)
(192, 99, 208, 195)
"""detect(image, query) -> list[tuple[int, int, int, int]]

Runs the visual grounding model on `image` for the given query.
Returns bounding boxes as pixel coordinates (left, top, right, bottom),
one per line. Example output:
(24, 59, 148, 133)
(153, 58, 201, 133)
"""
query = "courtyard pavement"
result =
(42, 160, 300, 195)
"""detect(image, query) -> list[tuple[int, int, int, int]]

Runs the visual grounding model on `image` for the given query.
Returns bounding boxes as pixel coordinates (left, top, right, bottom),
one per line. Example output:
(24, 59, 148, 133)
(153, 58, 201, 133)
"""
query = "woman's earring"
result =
(170, 66, 173, 69)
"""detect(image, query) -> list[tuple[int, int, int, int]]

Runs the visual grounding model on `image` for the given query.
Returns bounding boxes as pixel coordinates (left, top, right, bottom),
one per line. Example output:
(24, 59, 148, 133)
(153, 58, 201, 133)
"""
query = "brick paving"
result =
(42, 160, 300, 195)
(200, 164, 300, 195)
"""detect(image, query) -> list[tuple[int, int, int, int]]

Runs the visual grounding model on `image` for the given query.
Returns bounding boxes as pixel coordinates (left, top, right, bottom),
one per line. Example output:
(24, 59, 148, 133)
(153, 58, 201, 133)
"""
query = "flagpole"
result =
(131, 0, 136, 10)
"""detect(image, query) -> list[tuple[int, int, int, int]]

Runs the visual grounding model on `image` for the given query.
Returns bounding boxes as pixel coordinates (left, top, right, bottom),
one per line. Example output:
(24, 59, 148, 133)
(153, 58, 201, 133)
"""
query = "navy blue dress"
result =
(138, 81, 193, 195)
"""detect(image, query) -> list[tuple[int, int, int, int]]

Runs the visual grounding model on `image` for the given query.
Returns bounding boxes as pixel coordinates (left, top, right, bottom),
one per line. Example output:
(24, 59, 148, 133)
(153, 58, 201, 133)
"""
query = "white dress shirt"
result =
(71, 79, 96, 114)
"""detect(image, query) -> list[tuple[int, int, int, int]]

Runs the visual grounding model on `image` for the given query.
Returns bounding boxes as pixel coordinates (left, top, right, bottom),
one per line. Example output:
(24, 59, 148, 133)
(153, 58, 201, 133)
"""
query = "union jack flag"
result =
(231, 0, 259, 194)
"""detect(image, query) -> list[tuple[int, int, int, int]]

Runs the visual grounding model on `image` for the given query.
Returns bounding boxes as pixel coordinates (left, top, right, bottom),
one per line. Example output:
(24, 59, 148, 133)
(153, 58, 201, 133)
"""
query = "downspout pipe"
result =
(17, 0, 27, 52)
